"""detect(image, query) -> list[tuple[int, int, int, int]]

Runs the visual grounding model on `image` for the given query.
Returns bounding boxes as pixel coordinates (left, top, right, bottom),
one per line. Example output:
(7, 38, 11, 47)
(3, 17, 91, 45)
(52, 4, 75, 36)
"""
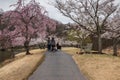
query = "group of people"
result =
(47, 37, 61, 51)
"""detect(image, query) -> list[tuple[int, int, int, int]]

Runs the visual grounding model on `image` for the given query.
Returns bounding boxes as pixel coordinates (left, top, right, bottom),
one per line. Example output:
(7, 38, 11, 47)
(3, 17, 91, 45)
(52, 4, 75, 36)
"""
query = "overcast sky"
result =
(0, 0, 120, 24)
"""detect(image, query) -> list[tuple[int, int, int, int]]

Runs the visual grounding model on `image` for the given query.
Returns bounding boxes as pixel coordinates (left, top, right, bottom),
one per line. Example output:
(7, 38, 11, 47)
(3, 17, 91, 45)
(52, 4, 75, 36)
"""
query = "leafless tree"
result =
(53, 0, 118, 54)
(103, 8, 120, 56)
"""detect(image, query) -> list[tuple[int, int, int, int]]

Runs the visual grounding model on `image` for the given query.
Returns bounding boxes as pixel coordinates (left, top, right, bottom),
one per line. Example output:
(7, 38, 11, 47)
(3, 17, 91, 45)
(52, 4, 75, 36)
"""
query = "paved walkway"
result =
(28, 50, 87, 80)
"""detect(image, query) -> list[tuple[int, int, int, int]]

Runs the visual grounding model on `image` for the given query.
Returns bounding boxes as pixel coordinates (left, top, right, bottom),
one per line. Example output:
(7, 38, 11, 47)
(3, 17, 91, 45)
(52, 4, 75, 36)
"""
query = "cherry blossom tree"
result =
(9, 0, 56, 55)
(0, 0, 56, 55)
(53, 0, 118, 54)
(0, 9, 4, 50)
(0, 10, 22, 57)
(0, 10, 14, 50)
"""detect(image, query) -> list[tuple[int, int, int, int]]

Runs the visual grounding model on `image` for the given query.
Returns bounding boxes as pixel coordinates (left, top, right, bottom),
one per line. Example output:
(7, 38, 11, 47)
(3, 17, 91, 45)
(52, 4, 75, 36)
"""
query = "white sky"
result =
(0, 0, 120, 24)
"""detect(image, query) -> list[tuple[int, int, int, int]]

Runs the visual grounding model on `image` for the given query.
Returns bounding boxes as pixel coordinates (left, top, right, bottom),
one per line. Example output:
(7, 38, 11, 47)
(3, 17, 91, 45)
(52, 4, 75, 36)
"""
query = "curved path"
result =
(28, 51, 87, 80)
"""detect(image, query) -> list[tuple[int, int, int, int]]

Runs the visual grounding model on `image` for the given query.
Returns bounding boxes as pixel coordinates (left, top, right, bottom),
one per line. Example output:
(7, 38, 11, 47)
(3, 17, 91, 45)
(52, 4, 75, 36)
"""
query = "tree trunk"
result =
(80, 41, 83, 52)
(113, 39, 118, 56)
(113, 43, 117, 56)
(80, 40, 85, 52)
(98, 33, 102, 54)
(24, 41, 31, 55)
(11, 47, 15, 58)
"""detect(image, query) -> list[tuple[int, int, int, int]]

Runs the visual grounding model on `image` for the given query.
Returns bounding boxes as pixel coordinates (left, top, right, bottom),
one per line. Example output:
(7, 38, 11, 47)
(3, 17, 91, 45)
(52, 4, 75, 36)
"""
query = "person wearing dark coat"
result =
(51, 37, 56, 51)
(47, 37, 51, 51)
(57, 42, 61, 50)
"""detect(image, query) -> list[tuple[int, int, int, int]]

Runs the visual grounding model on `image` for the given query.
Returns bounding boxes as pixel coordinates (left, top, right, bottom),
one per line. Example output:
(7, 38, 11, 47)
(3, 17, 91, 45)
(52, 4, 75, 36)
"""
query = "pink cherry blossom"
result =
(0, 0, 56, 55)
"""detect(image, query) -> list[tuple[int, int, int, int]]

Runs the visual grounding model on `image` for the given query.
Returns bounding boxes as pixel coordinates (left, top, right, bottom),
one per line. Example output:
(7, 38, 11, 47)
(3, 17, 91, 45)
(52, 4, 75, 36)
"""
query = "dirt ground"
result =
(0, 49, 45, 80)
(63, 47, 120, 80)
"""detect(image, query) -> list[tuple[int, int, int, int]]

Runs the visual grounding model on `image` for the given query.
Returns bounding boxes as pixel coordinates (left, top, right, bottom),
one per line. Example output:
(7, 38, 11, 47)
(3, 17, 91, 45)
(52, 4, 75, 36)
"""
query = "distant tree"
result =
(53, 0, 118, 54)
(55, 22, 67, 38)
(66, 25, 90, 50)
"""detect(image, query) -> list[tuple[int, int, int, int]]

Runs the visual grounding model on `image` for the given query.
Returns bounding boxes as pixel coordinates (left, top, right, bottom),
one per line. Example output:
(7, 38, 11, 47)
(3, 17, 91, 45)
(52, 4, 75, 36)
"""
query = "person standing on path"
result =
(51, 37, 56, 51)
(47, 37, 51, 51)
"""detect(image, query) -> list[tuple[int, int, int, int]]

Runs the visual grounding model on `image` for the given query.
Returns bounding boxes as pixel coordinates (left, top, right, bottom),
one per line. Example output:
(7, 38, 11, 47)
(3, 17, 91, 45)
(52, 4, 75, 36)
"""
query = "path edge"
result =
(26, 53, 45, 80)
(63, 51, 88, 80)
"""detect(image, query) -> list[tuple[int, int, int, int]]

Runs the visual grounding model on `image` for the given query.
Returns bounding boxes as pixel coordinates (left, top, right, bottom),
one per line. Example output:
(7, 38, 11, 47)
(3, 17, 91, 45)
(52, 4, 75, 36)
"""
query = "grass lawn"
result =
(62, 47, 120, 80)
(0, 49, 45, 80)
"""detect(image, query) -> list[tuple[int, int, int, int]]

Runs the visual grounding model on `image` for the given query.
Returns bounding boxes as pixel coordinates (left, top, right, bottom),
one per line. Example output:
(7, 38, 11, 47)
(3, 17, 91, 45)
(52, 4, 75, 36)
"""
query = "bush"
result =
(0, 50, 12, 62)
